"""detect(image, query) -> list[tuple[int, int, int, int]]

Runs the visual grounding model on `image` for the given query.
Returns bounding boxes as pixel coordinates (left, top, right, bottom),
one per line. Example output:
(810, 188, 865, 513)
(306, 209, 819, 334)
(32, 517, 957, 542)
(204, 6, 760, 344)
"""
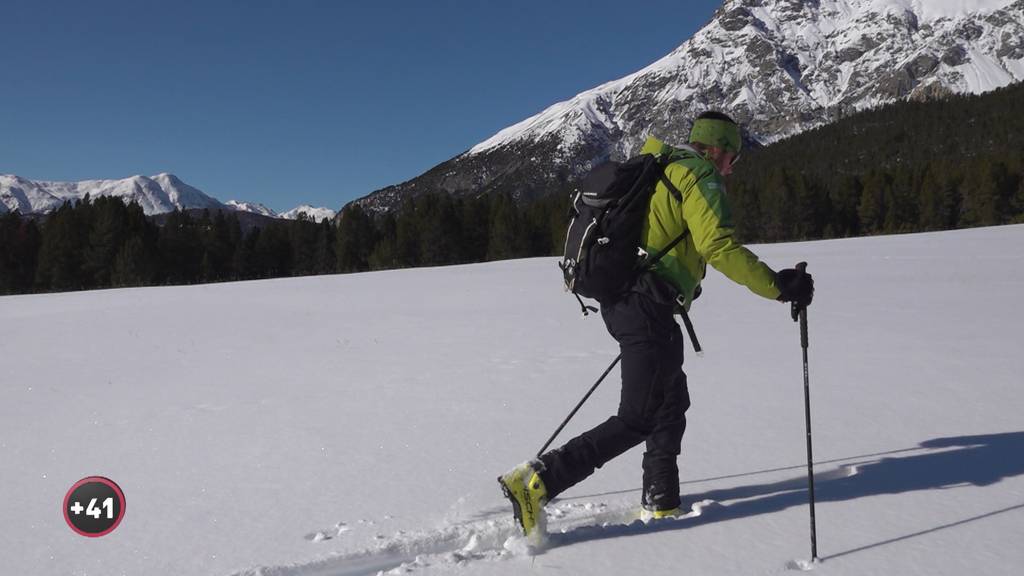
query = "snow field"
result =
(2, 225, 1024, 575)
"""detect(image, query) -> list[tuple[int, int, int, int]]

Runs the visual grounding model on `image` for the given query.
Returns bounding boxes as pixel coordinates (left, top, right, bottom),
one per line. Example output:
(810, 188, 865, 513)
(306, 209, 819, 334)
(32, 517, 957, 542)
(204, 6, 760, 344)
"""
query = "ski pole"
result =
(791, 262, 818, 562)
(536, 353, 621, 459)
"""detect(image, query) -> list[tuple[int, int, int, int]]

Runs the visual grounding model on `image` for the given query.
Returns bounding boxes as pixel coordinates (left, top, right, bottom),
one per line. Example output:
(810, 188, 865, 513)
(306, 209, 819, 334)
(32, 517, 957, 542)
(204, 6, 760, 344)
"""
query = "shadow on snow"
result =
(551, 431, 1024, 559)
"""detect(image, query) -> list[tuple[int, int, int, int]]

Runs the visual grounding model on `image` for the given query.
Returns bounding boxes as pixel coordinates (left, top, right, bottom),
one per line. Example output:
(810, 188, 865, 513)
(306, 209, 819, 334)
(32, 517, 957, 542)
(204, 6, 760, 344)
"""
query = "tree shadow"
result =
(549, 431, 1024, 556)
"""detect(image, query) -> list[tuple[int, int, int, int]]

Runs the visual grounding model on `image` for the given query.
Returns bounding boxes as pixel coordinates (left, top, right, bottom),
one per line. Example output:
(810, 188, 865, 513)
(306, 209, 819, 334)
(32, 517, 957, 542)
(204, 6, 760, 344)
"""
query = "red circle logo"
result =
(63, 476, 126, 537)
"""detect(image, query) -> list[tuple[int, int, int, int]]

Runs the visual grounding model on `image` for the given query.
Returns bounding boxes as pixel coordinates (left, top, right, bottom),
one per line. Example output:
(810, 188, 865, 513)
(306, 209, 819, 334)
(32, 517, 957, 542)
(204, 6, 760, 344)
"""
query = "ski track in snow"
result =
(233, 465, 861, 576)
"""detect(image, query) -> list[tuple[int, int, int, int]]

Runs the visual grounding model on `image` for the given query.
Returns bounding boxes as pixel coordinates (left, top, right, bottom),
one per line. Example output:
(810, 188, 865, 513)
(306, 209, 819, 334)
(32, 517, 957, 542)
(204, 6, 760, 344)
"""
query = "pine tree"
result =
(460, 196, 490, 263)
(158, 210, 202, 284)
(234, 227, 261, 279)
(417, 194, 463, 265)
(828, 175, 862, 238)
(313, 220, 336, 274)
(35, 202, 86, 291)
(0, 212, 41, 294)
(918, 165, 944, 231)
(368, 213, 399, 270)
(288, 215, 319, 276)
(858, 171, 888, 234)
(335, 205, 376, 272)
(760, 167, 796, 241)
(1013, 175, 1024, 223)
(83, 197, 128, 287)
(112, 236, 152, 287)
(486, 192, 523, 261)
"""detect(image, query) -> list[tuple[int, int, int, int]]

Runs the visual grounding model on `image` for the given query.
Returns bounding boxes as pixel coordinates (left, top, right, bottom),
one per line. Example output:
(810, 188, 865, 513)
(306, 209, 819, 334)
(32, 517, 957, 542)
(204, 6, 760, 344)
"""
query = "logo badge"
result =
(63, 476, 126, 537)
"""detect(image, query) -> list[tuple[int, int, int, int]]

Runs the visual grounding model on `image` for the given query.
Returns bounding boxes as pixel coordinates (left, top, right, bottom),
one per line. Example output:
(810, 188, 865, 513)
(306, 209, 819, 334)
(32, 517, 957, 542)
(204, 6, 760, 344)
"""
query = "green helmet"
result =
(689, 115, 742, 154)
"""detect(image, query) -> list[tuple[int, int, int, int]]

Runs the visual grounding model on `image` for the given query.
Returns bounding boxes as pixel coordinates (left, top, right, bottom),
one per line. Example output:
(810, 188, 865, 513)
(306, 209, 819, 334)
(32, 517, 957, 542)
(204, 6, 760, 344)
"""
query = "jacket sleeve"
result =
(674, 164, 781, 300)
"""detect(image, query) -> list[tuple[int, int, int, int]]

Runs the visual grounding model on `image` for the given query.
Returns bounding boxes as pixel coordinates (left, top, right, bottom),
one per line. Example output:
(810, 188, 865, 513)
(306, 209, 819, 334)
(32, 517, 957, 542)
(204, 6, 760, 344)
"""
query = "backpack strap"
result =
(655, 153, 684, 201)
(638, 228, 688, 272)
(641, 153, 688, 266)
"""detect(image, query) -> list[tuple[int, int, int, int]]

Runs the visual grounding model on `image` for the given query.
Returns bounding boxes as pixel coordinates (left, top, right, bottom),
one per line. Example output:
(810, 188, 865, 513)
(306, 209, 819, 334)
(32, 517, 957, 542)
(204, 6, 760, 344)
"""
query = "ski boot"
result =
(498, 460, 548, 540)
(640, 485, 683, 523)
(640, 505, 683, 523)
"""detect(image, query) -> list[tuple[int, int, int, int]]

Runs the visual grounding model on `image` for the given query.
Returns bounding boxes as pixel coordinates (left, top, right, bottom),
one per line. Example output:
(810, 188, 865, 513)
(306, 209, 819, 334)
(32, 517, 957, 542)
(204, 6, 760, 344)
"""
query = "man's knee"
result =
(611, 409, 654, 438)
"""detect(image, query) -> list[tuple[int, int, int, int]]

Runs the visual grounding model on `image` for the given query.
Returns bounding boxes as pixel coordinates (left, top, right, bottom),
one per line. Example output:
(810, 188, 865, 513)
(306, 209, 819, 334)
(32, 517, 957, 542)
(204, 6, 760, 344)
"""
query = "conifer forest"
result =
(2, 83, 1021, 295)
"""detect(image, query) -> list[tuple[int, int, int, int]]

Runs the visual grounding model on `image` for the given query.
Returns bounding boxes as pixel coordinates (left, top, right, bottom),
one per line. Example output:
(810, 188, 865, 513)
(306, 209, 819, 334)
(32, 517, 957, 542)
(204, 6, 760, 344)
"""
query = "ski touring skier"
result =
(499, 111, 815, 541)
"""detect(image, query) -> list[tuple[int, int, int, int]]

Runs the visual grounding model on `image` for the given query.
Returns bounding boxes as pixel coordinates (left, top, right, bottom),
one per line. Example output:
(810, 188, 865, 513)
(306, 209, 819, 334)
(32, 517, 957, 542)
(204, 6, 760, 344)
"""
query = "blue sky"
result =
(1, 0, 723, 213)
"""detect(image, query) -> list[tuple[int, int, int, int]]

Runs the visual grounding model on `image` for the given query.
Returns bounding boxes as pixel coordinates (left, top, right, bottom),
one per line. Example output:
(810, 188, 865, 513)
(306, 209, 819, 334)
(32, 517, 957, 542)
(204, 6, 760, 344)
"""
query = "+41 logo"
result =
(63, 476, 126, 537)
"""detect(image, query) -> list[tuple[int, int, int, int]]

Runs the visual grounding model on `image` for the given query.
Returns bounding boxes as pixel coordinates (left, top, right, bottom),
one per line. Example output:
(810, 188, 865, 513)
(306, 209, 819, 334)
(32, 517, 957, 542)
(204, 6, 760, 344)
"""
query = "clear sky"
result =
(1, 0, 723, 213)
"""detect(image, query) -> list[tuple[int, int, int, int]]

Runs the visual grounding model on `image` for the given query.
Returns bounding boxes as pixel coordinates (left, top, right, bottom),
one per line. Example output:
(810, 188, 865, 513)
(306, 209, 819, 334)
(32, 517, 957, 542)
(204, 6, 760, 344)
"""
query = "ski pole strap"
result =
(678, 304, 703, 356)
(574, 292, 598, 317)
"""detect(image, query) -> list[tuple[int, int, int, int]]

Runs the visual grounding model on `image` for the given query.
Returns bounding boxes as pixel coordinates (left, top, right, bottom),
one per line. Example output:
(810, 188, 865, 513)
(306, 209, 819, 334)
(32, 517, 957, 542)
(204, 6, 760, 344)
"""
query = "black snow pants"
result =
(539, 291, 690, 510)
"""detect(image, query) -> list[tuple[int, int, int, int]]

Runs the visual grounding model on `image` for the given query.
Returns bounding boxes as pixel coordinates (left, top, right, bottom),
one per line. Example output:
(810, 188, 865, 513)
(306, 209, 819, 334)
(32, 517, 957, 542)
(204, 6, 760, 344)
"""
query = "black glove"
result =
(776, 267, 814, 307)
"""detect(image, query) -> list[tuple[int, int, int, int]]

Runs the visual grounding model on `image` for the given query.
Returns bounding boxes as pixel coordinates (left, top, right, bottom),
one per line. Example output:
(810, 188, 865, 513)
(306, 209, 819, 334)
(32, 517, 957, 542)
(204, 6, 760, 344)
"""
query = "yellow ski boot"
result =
(498, 460, 548, 541)
(640, 506, 681, 522)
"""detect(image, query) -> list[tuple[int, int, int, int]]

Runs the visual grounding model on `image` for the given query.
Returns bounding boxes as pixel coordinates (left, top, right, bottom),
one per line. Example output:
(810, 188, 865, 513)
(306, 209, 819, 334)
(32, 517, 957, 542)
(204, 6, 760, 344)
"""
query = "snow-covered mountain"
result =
(225, 200, 278, 218)
(355, 0, 1024, 212)
(280, 204, 337, 223)
(0, 173, 228, 216)
(1, 173, 340, 224)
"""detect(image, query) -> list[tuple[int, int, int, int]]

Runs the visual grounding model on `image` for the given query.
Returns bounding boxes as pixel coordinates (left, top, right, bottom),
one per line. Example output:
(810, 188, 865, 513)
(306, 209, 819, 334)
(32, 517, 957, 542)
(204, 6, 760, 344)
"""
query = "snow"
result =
(0, 173, 227, 216)
(960, 49, 1019, 93)
(226, 200, 280, 218)
(281, 204, 338, 223)
(3, 224, 1024, 575)
(1007, 56, 1024, 77)
(907, 0, 1015, 21)
(860, 0, 1012, 22)
(462, 0, 1024, 158)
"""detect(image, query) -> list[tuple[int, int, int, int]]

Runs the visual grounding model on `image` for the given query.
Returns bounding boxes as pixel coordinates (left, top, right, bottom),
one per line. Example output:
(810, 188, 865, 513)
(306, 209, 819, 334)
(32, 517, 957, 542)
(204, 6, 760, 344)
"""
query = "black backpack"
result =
(558, 153, 687, 313)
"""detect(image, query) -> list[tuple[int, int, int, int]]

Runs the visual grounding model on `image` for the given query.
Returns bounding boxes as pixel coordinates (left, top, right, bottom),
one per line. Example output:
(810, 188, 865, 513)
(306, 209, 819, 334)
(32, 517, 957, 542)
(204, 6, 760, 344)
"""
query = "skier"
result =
(499, 111, 815, 537)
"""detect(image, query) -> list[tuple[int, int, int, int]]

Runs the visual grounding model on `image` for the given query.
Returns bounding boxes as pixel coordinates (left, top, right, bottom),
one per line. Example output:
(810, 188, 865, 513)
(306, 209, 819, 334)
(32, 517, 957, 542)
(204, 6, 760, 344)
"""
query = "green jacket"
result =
(639, 136, 780, 307)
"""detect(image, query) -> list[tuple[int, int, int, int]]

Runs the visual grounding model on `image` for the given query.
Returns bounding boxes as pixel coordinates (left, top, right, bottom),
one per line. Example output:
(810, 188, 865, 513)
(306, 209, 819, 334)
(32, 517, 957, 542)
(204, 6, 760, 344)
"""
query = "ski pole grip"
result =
(800, 307, 809, 349)
(794, 262, 809, 348)
(790, 262, 808, 323)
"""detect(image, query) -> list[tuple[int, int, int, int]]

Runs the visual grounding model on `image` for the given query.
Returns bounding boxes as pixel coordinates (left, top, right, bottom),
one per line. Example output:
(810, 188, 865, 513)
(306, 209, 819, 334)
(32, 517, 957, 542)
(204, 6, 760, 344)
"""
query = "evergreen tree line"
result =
(728, 82, 1024, 242)
(4, 83, 1022, 295)
(0, 192, 568, 295)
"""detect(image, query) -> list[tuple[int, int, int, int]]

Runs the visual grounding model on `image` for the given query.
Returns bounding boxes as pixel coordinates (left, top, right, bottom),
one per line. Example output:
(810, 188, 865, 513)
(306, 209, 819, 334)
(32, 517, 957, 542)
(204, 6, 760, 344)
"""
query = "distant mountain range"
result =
(6, 1, 1021, 223)
(353, 0, 1024, 212)
(0, 173, 336, 223)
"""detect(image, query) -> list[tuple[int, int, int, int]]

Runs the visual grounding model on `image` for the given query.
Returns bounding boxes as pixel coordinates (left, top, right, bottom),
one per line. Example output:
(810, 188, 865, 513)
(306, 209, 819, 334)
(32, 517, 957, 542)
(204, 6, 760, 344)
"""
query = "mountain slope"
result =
(354, 0, 1024, 212)
(0, 173, 228, 216)
(280, 204, 337, 223)
(226, 200, 279, 218)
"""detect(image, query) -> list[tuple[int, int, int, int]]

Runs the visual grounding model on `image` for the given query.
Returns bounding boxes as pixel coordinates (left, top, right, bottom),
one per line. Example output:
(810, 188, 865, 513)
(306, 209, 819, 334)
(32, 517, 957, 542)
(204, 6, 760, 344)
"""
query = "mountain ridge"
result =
(352, 0, 1024, 214)
(1, 173, 335, 222)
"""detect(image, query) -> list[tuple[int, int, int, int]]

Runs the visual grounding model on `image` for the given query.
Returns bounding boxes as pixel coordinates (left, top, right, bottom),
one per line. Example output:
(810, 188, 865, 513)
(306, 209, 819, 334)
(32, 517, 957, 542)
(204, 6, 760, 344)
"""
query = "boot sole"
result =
(497, 475, 527, 535)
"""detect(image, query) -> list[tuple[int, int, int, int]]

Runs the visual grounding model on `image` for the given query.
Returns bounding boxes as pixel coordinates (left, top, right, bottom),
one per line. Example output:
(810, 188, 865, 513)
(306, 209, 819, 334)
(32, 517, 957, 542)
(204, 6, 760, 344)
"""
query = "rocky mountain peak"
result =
(351, 0, 1022, 214)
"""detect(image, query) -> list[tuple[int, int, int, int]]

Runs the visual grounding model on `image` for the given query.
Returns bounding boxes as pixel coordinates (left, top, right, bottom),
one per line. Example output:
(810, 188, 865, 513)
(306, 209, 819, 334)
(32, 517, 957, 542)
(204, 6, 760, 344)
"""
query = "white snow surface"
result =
(3, 225, 1024, 575)
(905, 0, 1013, 21)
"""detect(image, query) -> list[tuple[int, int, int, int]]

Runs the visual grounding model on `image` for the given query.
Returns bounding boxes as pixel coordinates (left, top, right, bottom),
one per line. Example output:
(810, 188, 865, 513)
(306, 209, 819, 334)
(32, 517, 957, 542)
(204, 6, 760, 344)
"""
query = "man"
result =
(499, 111, 815, 538)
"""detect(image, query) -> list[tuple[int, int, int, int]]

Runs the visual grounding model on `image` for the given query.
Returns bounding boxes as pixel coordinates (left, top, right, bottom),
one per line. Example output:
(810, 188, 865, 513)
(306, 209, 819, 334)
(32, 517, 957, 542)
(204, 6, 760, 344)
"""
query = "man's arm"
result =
(676, 165, 780, 300)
